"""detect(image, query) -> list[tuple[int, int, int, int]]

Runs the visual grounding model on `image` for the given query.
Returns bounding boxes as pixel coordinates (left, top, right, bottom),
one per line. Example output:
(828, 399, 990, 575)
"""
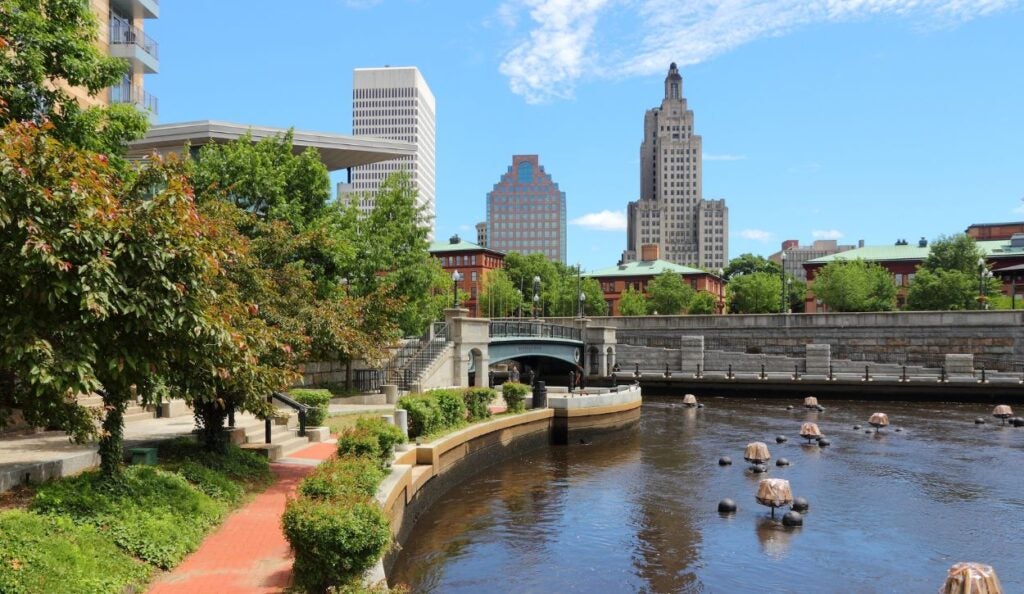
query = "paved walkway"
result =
(327, 402, 395, 415)
(148, 441, 336, 594)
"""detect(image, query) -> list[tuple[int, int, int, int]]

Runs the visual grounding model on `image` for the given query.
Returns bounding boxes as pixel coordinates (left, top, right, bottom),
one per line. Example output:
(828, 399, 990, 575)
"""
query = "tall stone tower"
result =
(623, 63, 728, 269)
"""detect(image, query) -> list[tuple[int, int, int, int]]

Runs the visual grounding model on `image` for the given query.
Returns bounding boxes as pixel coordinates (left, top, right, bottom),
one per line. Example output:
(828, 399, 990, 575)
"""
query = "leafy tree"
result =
(922, 234, 985, 275)
(0, 120, 225, 477)
(191, 132, 330, 227)
(787, 277, 807, 313)
(727, 272, 781, 314)
(0, 0, 148, 155)
(343, 173, 442, 335)
(723, 253, 779, 280)
(646, 272, 694, 315)
(580, 277, 609, 317)
(618, 286, 648, 316)
(688, 292, 717, 314)
(479, 269, 522, 318)
(503, 252, 559, 316)
(905, 268, 978, 311)
(812, 260, 896, 312)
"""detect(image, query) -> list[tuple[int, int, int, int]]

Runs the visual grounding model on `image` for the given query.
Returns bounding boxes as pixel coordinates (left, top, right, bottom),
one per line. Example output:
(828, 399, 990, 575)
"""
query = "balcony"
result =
(109, 19, 159, 73)
(110, 82, 158, 119)
(109, 0, 159, 19)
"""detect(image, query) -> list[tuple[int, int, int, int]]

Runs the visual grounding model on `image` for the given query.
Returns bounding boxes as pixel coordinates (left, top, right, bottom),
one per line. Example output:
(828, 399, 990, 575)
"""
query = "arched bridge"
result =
(487, 320, 584, 367)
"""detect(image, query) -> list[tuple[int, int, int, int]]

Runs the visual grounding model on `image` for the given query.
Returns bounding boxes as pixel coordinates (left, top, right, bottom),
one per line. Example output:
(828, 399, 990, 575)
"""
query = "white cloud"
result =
(739, 228, 773, 241)
(812, 229, 844, 239)
(703, 153, 747, 161)
(499, 0, 1019, 102)
(571, 209, 627, 231)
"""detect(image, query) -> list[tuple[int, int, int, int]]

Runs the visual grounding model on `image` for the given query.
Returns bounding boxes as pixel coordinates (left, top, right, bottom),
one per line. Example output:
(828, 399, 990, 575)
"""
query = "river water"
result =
(389, 397, 1024, 593)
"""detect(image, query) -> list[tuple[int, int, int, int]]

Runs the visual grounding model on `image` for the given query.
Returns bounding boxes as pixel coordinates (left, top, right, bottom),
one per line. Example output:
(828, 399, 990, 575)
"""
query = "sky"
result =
(146, 0, 1024, 271)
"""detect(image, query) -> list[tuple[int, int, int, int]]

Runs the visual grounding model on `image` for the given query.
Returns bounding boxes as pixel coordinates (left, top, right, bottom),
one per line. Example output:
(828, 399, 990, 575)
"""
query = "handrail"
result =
(488, 320, 582, 342)
(265, 391, 309, 443)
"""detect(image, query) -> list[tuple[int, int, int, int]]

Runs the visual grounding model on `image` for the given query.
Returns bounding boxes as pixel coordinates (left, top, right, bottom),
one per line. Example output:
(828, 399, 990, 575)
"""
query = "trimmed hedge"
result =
(291, 388, 332, 427)
(396, 394, 443, 438)
(463, 387, 495, 421)
(337, 417, 405, 468)
(0, 511, 150, 594)
(501, 382, 529, 413)
(282, 496, 391, 593)
(299, 457, 386, 501)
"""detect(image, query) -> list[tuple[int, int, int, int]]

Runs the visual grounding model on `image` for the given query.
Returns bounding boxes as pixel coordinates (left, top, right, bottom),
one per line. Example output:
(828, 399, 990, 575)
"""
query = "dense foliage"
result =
(618, 286, 648, 316)
(501, 382, 529, 413)
(0, 0, 148, 157)
(497, 253, 607, 318)
(291, 388, 333, 427)
(0, 511, 150, 594)
(687, 291, 718, 314)
(463, 387, 496, 421)
(396, 389, 469, 439)
(336, 417, 406, 468)
(812, 260, 896, 312)
(646, 272, 695, 315)
(905, 234, 1001, 310)
(723, 253, 779, 280)
(726, 272, 781, 314)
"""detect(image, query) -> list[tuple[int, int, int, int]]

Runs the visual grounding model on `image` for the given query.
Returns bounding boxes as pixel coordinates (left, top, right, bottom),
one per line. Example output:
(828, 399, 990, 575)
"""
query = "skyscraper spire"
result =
(664, 62, 682, 100)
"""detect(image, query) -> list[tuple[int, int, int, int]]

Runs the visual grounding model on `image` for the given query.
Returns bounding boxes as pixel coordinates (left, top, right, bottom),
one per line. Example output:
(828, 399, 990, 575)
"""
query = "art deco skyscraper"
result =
(623, 63, 728, 269)
(485, 155, 567, 262)
(338, 66, 436, 237)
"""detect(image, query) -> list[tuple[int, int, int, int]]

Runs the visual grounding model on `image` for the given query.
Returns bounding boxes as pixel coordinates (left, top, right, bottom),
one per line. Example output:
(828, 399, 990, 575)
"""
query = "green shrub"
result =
(430, 389, 467, 427)
(158, 437, 272, 485)
(397, 394, 443, 438)
(501, 382, 529, 413)
(0, 510, 150, 594)
(282, 496, 391, 593)
(299, 457, 386, 501)
(31, 466, 227, 569)
(462, 387, 495, 421)
(337, 418, 405, 468)
(291, 388, 332, 427)
(177, 461, 244, 504)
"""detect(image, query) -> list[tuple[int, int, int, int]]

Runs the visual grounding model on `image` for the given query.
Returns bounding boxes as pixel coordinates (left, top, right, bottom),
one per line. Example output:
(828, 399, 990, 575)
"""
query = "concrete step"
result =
(240, 434, 311, 461)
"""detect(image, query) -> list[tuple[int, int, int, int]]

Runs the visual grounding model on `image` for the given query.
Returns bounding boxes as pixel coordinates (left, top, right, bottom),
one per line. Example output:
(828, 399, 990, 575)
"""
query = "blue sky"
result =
(147, 0, 1024, 271)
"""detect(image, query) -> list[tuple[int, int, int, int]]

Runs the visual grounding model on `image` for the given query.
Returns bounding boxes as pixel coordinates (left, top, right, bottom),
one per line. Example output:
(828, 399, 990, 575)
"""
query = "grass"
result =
(325, 412, 386, 436)
(0, 437, 273, 592)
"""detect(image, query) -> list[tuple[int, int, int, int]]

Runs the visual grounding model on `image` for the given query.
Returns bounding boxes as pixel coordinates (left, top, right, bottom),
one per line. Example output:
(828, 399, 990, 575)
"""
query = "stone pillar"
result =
(805, 344, 830, 375)
(380, 414, 394, 425)
(945, 354, 974, 376)
(382, 384, 399, 404)
(394, 409, 408, 438)
(680, 336, 704, 375)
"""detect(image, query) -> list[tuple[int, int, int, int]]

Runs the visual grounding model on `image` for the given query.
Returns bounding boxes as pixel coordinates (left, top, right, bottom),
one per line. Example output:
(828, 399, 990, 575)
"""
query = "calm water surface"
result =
(389, 397, 1024, 593)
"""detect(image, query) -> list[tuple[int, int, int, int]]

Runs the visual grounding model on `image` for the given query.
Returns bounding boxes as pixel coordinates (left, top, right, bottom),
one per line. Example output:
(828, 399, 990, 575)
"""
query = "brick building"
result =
(803, 236, 1024, 312)
(586, 245, 725, 315)
(430, 235, 506, 317)
(966, 222, 1024, 241)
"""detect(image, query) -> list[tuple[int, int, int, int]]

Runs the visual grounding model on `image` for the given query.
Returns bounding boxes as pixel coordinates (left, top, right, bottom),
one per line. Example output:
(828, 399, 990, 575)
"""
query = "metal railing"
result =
(265, 391, 309, 444)
(489, 320, 582, 341)
(382, 323, 450, 390)
(353, 369, 383, 393)
(109, 18, 159, 59)
(110, 82, 159, 114)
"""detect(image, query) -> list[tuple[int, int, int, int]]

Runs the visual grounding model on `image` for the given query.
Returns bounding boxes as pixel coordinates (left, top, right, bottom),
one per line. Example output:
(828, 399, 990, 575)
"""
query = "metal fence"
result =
(353, 369, 383, 393)
(489, 320, 582, 342)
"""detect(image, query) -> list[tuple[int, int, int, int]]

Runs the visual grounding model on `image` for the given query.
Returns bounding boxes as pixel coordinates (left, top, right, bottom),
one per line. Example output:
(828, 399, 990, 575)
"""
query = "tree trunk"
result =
(98, 391, 126, 479)
(195, 398, 230, 454)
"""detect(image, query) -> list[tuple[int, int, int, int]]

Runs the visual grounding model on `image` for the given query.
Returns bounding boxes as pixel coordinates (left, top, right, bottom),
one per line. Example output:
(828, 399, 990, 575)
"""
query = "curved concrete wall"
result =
(372, 388, 642, 582)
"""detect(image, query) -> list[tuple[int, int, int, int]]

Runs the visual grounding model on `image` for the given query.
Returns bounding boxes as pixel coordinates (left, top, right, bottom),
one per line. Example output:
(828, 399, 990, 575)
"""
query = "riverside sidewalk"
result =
(148, 441, 336, 594)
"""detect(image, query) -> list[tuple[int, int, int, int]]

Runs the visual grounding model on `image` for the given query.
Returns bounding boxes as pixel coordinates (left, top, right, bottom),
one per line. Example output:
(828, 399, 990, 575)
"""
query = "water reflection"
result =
(391, 397, 1024, 593)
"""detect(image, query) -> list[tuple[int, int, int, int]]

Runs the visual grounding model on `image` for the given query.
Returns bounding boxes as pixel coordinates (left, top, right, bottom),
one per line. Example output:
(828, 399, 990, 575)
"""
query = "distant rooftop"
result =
(127, 120, 415, 171)
(584, 259, 707, 278)
(807, 239, 1021, 264)
(429, 235, 505, 256)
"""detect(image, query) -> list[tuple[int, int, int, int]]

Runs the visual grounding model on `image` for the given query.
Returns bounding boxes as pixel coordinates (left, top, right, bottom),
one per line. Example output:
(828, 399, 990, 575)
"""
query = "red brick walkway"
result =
(148, 444, 334, 594)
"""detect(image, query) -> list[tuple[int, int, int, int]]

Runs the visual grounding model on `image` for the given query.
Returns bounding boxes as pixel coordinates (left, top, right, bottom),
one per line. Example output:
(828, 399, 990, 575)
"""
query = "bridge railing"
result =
(489, 320, 582, 342)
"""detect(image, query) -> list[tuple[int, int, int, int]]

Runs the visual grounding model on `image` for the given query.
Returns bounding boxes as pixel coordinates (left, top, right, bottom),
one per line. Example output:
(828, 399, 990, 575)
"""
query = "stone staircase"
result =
(232, 409, 328, 461)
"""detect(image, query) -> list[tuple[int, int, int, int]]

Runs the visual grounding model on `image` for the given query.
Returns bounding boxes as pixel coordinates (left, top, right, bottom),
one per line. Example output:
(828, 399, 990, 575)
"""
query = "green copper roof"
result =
(807, 240, 1018, 264)
(429, 236, 504, 256)
(583, 259, 706, 278)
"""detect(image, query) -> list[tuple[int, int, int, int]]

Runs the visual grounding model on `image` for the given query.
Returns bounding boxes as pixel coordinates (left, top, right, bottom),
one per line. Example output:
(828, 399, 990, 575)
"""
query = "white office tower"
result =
(339, 66, 436, 237)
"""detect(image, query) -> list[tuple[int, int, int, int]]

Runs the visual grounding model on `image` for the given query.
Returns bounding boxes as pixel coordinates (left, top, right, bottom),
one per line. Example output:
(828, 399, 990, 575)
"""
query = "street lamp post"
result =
(579, 291, 586, 318)
(532, 275, 541, 319)
(786, 278, 792, 314)
(452, 270, 462, 308)
(779, 252, 787, 314)
(717, 268, 724, 314)
(515, 289, 522, 319)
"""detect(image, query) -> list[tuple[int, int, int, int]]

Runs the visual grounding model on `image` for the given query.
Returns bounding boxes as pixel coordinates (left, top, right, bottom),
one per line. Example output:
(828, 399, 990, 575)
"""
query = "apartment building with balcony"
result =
(68, 0, 160, 119)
